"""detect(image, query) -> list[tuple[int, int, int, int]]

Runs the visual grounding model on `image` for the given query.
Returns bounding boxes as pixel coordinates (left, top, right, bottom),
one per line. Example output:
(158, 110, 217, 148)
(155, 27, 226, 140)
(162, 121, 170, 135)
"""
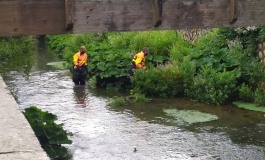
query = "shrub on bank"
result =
(179, 57, 196, 91)
(254, 82, 265, 106)
(44, 29, 265, 107)
(132, 64, 184, 97)
(239, 83, 254, 102)
(0, 36, 35, 74)
(170, 39, 194, 63)
(186, 67, 238, 105)
(46, 34, 73, 58)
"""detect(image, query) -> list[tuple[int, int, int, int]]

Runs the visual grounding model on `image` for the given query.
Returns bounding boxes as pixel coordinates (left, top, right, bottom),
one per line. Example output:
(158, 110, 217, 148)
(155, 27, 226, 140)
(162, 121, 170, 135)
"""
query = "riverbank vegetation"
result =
(45, 27, 265, 107)
(1, 28, 264, 107)
(0, 36, 35, 76)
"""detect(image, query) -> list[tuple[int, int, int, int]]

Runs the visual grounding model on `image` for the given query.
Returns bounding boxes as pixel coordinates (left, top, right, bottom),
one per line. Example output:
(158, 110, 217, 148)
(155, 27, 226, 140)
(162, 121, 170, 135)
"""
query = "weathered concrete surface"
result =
(0, 76, 49, 160)
(1, 0, 265, 36)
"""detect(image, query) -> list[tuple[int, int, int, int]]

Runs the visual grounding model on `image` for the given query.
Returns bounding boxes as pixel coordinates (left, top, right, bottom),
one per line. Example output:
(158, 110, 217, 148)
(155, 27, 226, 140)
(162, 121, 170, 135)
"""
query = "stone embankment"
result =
(0, 76, 49, 160)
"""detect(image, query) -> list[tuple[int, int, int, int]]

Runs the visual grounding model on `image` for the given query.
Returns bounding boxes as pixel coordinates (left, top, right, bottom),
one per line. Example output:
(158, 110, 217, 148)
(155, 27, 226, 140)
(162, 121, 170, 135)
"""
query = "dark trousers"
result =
(128, 63, 136, 77)
(73, 66, 87, 85)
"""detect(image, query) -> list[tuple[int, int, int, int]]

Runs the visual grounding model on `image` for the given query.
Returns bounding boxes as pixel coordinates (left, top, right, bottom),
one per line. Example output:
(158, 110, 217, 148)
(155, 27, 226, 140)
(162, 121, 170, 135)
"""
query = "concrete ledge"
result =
(0, 76, 49, 160)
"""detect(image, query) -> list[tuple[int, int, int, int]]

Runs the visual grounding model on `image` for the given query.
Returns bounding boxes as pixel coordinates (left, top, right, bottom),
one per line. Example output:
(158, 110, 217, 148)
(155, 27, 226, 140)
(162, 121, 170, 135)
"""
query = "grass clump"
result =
(108, 93, 150, 108)
(130, 93, 150, 103)
(108, 97, 127, 107)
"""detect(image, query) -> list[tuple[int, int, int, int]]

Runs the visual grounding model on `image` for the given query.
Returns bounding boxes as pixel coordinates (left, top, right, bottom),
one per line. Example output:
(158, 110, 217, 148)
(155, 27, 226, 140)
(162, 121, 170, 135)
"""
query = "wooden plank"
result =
(1, 0, 265, 36)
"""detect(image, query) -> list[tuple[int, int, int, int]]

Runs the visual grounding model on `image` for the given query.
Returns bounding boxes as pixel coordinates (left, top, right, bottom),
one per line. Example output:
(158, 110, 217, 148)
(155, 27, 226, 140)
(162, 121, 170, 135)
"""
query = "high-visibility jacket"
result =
(132, 51, 145, 68)
(73, 51, 88, 67)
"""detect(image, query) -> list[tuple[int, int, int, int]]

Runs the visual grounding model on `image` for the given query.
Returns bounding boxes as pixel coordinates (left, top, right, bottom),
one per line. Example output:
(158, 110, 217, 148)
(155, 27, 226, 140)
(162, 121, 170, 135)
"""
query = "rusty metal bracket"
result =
(65, 0, 74, 31)
(229, 0, 237, 24)
(153, 0, 163, 27)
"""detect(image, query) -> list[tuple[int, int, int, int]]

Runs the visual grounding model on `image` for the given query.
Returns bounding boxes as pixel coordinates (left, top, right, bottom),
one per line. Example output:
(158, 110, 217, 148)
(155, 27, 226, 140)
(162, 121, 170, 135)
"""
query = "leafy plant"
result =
(129, 30, 178, 54)
(179, 56, 196, 90)
(254, 82, 265, 106)
(0, 36, 35, 75)
(239, 83, 254, 102)
(170, 39, 194, 63)
(133, 64, 184, 97)
(186, 67, 238, 105)
(46, 34, 73, 58)
(23, 106, 72, 159)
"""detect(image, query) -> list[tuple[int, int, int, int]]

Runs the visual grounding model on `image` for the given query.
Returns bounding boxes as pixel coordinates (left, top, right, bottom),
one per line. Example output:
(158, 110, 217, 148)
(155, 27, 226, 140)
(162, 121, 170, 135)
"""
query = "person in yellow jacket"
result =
(73, 46, 89, 85)
(128, 47, 149, 77)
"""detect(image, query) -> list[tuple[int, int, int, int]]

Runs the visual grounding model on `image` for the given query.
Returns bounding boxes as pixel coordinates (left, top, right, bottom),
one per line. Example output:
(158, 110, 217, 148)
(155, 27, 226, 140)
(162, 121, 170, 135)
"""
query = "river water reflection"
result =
(2, 42, 265, 160)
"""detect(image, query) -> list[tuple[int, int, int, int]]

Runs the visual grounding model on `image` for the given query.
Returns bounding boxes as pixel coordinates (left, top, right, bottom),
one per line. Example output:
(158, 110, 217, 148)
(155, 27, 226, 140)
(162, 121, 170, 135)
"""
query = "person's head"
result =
(142, 47, 149, 55)
(80, 46, 86, 54)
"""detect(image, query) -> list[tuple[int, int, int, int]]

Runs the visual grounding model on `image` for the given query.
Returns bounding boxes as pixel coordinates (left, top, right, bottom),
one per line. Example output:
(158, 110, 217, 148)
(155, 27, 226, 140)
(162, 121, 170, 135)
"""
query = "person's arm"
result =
(85, 53, 89, 74)
(73, 53, 79, 69)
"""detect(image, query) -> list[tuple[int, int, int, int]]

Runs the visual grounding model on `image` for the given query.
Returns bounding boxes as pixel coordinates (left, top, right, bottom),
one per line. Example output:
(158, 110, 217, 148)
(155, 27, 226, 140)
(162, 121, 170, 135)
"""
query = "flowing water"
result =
(2, 40, 265, 160)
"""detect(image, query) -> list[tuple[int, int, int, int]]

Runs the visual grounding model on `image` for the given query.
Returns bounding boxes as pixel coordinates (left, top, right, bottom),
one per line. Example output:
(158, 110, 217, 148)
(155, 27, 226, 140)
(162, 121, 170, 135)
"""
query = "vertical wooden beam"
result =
(152, 0, 163, 27)
(65, 0, 74, 31)
(229, 0, 237, 24)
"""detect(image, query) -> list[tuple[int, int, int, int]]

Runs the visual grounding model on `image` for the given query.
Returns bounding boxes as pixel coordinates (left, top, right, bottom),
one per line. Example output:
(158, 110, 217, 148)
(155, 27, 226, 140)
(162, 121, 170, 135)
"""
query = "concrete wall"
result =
(0, 76, 49, 160)
(1, 0, 265, 36)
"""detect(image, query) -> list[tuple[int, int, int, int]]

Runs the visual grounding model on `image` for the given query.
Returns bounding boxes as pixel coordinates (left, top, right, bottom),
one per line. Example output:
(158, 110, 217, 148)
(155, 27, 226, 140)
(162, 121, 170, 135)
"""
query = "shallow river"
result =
(2, 42, 265, 160)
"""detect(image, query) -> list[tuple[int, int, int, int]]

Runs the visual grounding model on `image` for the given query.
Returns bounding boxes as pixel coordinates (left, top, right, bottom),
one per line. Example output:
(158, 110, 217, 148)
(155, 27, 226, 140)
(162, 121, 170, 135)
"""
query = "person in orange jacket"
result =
(128, 47, 149, 78)
(73, 46, 89, 85)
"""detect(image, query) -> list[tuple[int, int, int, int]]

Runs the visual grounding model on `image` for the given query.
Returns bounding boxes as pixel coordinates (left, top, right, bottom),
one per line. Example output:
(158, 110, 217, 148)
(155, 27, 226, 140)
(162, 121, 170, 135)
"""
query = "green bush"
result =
(186, 67, 238, 105)
(255, 89, 265, 106)
(132, 64, 184, 97)
(108, 32, 137, 49)
(227, 38, 265, 88)
(129, 30, 179, 56)
(195, 29, 227, 50)
(189, 28, 264, 92)
(23, 106, 72, 159)
(170, 39, 194, 63)
(179, 57, 196, 90)
(239, 83, 254, 102)
(46, 34, 73, 58)
(254, 82, 265, 106)
(0, 36, 35, 75)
